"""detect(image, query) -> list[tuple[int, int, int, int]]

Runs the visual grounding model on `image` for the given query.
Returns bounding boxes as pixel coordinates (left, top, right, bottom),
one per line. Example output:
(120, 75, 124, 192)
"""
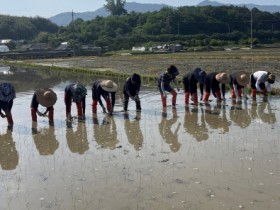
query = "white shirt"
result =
(252, 71, 271, 92)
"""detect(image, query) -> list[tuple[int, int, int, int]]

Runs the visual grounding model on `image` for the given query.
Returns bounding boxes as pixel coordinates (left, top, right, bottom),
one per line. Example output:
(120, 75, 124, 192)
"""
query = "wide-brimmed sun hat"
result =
(215, 72, 230, 84)
(36, 88, 57, 107)
(268, 73, 276, 84)
(236, 71, 250, 86)
(0, 83, 16, 102)
(100, 80, 118, 92)
(71, 84, 87, 102)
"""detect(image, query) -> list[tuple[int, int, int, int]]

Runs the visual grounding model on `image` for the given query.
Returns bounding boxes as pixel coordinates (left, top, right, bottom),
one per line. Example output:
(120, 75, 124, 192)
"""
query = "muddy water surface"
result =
(1, 66, 280, 210)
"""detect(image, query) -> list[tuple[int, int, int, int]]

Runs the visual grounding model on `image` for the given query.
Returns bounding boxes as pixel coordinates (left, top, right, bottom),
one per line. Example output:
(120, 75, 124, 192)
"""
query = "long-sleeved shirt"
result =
(92, 80, 116, 108)
(252, 71, 272, 92)
(230, 72, 248, 98)
(157, 71, 178, 93)
(64, 84, 86, 114)
(183, 68, 205, 95)
(123, 77, 141, 96)
(205, 72, 226, 97)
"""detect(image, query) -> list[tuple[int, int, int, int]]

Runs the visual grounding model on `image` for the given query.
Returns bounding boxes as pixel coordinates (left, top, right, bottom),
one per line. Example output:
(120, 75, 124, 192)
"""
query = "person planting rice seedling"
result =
(0, 83, 16, 128)
(158, 65, 180, 109)
(31, 88, 57, 125)
(203, 72, 230, 102)
(250, 71, 276, 99)
(92, 80, 118, 115)
(229, 71, 250, 101)
(64, 83, 87, 121)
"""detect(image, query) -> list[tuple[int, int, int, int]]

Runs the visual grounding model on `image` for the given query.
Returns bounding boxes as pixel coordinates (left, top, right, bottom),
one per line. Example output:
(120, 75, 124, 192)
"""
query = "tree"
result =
(104, 0, 127, 16)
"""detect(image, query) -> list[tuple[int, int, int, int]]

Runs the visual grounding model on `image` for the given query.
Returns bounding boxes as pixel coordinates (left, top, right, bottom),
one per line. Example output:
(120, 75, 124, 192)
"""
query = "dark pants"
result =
(123, 92, 141, 111)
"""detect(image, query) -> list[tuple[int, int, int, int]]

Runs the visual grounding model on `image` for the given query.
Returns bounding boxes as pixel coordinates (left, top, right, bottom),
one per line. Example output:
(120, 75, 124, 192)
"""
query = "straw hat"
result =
(235, 71, 250, 86)
(0, 83, 16, 102)
(100, 80, 118, 92)
(36, 88, 57, 107)
(215, 72, 230, 84)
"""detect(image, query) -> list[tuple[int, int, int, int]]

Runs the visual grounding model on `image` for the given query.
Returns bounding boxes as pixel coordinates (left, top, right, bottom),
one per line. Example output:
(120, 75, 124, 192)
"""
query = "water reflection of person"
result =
(93, 115, 119, 150)
(184, 107, 209, 142)
(32, 122, 59, 155)
(0, 127, 19, 170)
(257, 100, 276, 124)
(159, 108, 181, 152)
(66, 121, 89, 154)
(123, 112, 143, 151)
(229, 100, 251, 128)
(204, 102, 231, 133)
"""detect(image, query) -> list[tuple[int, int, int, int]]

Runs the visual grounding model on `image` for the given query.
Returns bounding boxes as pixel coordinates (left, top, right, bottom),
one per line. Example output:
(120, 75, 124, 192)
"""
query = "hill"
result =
(49, 2, 169, 26)
(49, 0, 280, 26)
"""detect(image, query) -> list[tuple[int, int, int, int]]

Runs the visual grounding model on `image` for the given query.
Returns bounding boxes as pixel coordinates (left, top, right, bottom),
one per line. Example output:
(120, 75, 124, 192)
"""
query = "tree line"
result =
(1, 5, 280, 51)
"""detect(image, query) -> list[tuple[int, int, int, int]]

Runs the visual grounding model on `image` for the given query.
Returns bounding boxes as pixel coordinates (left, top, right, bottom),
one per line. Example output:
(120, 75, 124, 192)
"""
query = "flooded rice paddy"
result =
(1, 66, 280, 210)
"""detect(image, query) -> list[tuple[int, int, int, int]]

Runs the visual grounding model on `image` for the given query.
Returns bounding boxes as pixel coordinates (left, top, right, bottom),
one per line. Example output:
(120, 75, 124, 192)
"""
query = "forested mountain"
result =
(49, 2, 168, 26)
(49, 1, 280, 26)
(0, 15, 58, 40)
(1, 6, 280, 51)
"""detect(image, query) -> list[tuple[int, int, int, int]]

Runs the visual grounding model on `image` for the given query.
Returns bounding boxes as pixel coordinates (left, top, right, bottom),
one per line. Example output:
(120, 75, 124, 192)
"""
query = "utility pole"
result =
(250, 9, 253, 49)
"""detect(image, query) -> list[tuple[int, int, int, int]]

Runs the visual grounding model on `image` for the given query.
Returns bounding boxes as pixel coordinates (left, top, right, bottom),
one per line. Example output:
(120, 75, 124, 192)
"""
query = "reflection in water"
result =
(159, 108, 181, 152)
(93, 115, 119, 150)
(123, 112, 143, 151)
(32, 122, 59, 155)
(184, 107, 208, 141)
(229, 100, 251, 128)
(0, 127, 19, 170)
(257, 101, 276, 124)
(250, 99, 277, 124)
(204, 102, 231, 133)
(66, 121, 89, 154)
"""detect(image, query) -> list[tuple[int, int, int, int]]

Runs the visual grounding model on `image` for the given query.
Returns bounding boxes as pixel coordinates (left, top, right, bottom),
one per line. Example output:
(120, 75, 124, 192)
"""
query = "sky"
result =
(1, 0, 280, 18)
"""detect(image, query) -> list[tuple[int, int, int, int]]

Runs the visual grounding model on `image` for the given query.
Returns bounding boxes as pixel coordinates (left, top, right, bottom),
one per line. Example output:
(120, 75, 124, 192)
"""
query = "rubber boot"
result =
(123, 99, 129, 111)
(31, 107, 37, 122)
(76, 101, 83, 117)
(136, 100, 141, 112)
(231, 89, 236, 99)
(184, 92, 190, 105)
(6, 114, 13, 126)
(92, 100, 98, 113)
(161, 94, 167, 107)
(106, 98, 112, 113)
(203, 92, 210, 101)
(191, 93, 198, 105)
(238, 89, 242, 98)
(215, 91, 222, 100)
(171, 89, 177, 107)
(251, 89, 257, 99)
(48, 107, 54, 124)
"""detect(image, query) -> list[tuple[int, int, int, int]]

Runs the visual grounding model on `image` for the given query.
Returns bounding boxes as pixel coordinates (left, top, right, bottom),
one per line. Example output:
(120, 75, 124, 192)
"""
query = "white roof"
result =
(0, 45, 9, 52)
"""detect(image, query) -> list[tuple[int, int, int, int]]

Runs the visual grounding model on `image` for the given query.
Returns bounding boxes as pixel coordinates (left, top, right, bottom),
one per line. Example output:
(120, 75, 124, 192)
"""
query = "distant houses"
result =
(132, 44, 182, 53)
